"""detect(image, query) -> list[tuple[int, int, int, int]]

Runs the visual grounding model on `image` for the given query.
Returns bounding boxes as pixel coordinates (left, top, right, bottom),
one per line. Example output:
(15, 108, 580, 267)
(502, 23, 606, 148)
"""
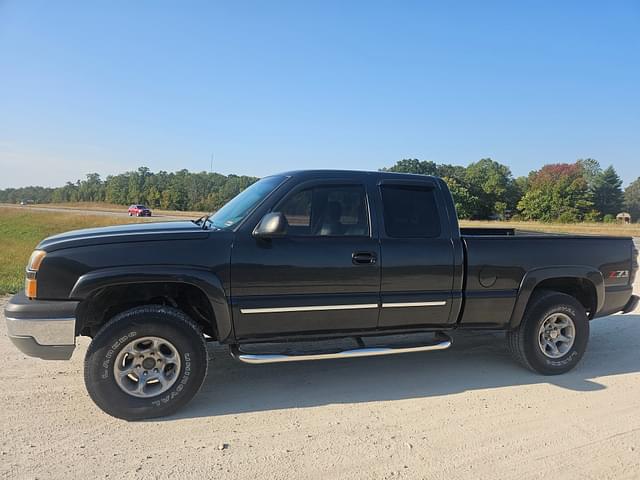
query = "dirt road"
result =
(1, 279, 639, 479)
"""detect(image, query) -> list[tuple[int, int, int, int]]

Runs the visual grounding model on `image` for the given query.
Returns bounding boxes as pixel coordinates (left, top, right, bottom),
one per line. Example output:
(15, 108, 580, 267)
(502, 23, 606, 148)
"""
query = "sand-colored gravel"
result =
(1, 278, 638, 479)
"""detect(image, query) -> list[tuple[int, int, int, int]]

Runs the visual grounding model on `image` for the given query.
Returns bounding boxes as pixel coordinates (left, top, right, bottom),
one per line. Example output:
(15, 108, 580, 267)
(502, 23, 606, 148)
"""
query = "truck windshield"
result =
(206, 175, 286, 230)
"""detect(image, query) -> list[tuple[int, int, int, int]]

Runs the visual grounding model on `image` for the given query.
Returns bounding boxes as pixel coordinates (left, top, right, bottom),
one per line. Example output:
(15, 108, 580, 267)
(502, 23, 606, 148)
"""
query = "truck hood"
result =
(37, 221, 210, 251)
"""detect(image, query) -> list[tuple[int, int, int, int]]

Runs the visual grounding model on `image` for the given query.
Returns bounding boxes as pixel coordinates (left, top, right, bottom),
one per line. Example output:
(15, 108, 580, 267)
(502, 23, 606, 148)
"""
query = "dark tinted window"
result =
(279, 184, 369, 236)
(381, 184, 441, 237)
(280, 189, 312, 227)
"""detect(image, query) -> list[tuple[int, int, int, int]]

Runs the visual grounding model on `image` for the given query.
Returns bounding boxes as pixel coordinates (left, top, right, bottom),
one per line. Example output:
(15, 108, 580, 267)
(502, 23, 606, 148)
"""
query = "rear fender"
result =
(509, 266, 604, 328)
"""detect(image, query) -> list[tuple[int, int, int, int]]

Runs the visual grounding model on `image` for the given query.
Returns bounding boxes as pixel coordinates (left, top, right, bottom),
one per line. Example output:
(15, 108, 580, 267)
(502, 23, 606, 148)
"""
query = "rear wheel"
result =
(507, 291, 589, 375)
(84, 305, 208, 420)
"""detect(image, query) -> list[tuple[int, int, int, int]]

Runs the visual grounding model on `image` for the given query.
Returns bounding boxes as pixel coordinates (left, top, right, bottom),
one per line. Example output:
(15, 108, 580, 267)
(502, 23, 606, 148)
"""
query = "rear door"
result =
(376, 179, 456, 328)
(230, 178, 381, 339)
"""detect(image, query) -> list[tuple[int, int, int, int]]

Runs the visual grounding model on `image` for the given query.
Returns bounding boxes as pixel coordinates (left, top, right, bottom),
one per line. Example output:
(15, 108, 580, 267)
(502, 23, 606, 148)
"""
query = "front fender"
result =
(70, 265, 233, 342)
(509, 265, 604, 328)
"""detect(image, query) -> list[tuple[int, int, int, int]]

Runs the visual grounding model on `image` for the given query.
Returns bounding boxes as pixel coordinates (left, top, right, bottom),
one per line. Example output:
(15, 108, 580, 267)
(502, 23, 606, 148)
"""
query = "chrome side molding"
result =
(230, 335, 452, 365)
(240, 304, 379, 314)
(240, 301, 448, 315)
(382, 301, 446, 308)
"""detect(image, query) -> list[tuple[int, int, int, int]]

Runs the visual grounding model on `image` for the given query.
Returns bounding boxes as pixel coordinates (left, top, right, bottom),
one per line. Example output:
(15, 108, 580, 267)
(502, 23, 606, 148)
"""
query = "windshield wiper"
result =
(192, 214, 212, 229)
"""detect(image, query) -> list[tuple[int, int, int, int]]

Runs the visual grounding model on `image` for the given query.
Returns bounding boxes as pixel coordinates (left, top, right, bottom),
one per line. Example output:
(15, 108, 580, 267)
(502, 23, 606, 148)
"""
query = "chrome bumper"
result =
(4, 292, 78, 360)
(6, 317, 76, 360)
(6, 316, 75, 345)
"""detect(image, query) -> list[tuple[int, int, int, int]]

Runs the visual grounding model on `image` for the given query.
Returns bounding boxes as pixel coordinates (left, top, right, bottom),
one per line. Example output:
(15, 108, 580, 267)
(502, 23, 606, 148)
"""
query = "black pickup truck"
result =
(5, 170, 639, 420)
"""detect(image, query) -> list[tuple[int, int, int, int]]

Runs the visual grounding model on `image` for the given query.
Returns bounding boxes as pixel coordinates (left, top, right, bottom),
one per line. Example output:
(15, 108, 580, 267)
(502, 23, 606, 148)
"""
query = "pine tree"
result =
(592, 166, 624, 216)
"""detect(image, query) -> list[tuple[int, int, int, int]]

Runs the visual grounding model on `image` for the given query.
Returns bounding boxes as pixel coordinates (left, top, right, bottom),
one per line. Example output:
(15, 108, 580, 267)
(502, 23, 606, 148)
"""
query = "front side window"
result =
(279, 184, 369, 236)
(380, 184, 441, 238)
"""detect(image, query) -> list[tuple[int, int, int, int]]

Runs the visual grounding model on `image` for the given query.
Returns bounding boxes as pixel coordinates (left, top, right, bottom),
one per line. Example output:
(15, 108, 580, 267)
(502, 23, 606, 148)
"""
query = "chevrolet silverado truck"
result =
(5, 170, 639, 420)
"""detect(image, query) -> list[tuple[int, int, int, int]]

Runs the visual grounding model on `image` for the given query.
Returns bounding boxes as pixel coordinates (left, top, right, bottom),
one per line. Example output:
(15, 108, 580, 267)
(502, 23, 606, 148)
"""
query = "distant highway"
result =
(0, 203, 189, 221)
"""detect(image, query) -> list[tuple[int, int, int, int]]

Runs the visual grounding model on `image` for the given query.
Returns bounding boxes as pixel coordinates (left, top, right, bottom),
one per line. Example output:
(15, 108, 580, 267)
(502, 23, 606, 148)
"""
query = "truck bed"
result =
(459, 232, 636, 326)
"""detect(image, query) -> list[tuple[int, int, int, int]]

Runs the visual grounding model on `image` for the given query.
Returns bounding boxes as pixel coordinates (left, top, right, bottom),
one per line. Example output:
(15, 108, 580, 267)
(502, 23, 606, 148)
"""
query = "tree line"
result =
(383, 158, 639, 223)
(0, 167, 257, 212)
(1, 159, 639, 222)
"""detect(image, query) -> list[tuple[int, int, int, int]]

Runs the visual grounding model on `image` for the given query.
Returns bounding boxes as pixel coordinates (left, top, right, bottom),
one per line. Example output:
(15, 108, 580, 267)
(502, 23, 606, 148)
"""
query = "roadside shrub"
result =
(583, 210, 601, 222)
(557, 211, 578, 223)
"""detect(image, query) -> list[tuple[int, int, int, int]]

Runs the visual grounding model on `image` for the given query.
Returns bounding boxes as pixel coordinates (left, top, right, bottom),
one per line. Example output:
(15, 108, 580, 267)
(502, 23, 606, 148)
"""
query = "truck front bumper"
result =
(4, 291, 79, 360)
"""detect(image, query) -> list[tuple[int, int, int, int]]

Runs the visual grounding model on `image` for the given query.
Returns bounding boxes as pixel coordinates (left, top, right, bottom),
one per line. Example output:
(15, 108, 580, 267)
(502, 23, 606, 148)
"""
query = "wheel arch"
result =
(71, 266, 233, 342)
(509, 266, 604, 328)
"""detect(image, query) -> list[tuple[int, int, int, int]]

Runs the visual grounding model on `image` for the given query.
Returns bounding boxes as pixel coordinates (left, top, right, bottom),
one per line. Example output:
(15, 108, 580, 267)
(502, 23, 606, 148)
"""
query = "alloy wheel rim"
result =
(113, 336, 181, 398)
(537, 312, 576, 359)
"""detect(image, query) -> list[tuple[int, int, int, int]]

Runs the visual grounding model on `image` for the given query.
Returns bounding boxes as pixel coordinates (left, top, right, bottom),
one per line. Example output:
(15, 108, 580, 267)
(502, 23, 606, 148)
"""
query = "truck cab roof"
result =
(277, 169, 441, 183)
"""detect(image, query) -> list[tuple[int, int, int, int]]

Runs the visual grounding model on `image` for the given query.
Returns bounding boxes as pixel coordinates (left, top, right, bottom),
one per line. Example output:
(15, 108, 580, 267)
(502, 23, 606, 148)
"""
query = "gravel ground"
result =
(1, 277, 639, 480)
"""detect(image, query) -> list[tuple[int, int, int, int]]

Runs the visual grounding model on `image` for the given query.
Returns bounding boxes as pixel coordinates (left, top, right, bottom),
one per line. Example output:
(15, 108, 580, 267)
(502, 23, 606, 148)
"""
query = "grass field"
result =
(1, 206, 638, 295)
(0, 208, 153, 295)
(460, 220, 640, 236)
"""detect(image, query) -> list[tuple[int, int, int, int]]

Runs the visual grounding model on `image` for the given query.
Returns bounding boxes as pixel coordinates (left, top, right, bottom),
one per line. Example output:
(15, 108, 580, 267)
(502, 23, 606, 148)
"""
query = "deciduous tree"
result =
(517, 162, 594, 222)
(624, 177, 640, 222)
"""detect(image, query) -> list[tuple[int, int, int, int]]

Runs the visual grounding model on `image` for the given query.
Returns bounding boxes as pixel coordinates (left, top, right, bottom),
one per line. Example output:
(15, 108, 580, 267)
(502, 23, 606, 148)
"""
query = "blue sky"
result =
(1, 1, 638, 188)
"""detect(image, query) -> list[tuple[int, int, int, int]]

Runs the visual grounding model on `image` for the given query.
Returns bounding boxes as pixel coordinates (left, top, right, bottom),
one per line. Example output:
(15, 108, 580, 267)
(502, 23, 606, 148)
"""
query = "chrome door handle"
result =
(352, 252, 376, 265)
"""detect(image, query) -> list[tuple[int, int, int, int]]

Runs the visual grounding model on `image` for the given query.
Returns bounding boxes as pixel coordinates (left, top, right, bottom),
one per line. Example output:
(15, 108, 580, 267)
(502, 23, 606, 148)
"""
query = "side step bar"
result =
(230, 335, 452, 365)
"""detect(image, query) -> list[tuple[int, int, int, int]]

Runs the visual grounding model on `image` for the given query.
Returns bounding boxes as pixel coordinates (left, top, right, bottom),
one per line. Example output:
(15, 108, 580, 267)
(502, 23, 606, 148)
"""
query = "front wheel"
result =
(84, 305, 208, 420)
(507, 291, 589, 375)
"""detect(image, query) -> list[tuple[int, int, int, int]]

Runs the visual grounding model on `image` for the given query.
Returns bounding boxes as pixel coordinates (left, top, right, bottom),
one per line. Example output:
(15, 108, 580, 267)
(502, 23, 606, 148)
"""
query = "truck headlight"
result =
(25, 250, 46, 298)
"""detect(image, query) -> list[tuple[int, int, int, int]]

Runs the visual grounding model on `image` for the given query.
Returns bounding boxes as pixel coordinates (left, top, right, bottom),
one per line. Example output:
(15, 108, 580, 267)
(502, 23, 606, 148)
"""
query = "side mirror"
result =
(252, 212, 288, 239)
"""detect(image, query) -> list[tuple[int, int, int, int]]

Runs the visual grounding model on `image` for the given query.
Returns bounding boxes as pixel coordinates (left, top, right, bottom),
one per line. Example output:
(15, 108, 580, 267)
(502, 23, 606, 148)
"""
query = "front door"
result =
(231, 179, 381, 339)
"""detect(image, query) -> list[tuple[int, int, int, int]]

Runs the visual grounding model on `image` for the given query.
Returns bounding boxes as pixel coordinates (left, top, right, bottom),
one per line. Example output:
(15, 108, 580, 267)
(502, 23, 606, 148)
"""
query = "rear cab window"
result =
(380, 184, 441, 238)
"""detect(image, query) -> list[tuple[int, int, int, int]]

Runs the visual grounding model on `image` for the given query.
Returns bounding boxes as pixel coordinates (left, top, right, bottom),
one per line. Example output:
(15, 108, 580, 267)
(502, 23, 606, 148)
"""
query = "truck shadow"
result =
(168, 313, 640, 420)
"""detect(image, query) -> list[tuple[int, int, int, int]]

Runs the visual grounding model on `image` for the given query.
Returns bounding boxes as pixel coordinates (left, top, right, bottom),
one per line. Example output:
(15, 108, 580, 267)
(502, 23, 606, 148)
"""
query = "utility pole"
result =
(210, 153, 214, 174)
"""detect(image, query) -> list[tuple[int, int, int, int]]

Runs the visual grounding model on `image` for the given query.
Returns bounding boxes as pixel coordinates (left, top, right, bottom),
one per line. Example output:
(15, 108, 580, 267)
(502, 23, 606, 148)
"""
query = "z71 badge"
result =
(609, 270, 630, 278)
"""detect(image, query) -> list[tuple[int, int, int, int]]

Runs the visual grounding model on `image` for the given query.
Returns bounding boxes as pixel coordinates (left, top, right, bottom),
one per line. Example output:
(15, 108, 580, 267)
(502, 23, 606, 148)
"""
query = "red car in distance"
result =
(127, 204, 152, 217)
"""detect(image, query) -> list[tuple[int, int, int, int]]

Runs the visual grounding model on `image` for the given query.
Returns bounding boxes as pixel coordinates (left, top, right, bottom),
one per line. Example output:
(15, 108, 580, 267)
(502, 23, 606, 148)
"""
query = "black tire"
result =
(507, 290, 589, 375)
(84, 305, 208, 420)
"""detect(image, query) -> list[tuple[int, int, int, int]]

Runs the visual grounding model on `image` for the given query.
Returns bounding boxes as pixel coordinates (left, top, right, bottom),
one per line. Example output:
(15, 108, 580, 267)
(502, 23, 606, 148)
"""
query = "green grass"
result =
(0, 207, 151, 295)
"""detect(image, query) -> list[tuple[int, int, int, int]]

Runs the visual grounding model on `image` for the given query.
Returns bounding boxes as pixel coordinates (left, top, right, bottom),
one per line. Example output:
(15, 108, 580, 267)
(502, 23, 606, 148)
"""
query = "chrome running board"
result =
(230, 335, 452, 365)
